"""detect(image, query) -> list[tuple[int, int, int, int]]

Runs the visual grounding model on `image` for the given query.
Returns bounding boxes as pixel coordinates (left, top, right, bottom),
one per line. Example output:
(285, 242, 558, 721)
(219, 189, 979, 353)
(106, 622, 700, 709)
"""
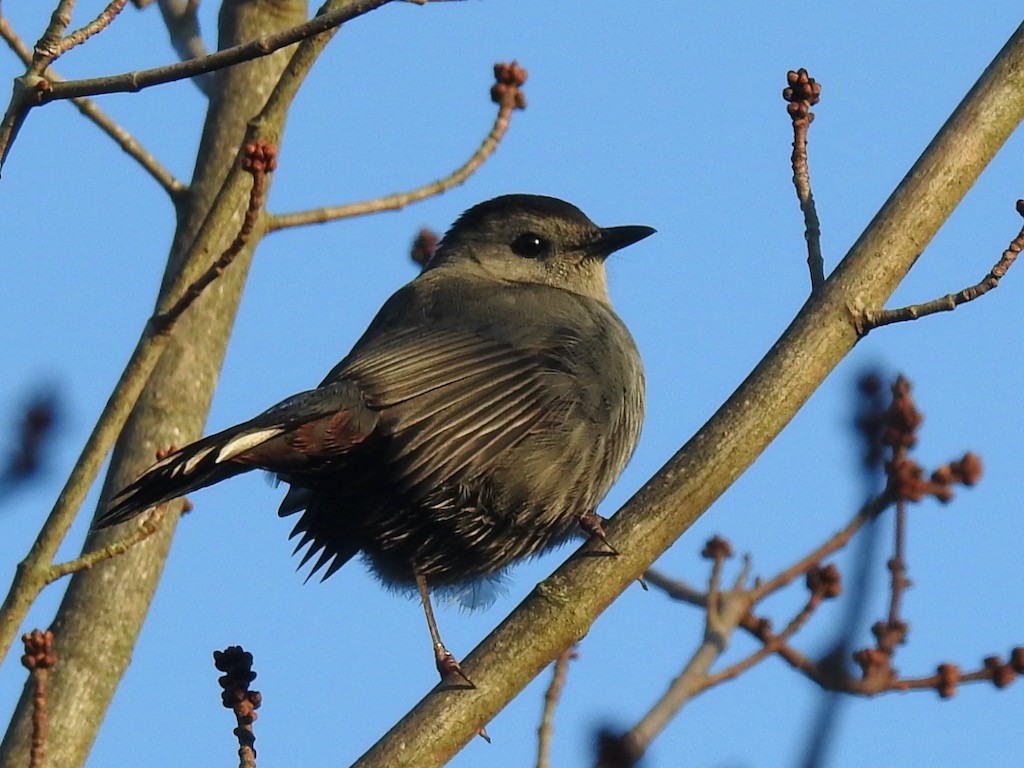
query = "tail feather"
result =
(94, 381, 376, 529)
(95, 426, 282, 528)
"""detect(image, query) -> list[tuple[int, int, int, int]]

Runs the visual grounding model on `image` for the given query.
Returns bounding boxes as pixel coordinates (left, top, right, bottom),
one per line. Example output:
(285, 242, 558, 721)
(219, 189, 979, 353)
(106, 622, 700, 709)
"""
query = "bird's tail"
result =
(94, 381, 377, 529)
(94, 422, 289, 528)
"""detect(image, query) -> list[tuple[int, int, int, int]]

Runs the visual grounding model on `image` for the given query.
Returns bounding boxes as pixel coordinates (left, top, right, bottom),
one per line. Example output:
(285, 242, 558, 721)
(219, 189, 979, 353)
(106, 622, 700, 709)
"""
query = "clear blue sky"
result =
(2, 2, 1023, 766)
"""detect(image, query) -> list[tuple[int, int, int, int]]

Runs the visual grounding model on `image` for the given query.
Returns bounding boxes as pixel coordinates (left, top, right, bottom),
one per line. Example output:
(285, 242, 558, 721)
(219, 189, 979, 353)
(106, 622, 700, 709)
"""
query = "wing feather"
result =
(333, 325, 570, 493)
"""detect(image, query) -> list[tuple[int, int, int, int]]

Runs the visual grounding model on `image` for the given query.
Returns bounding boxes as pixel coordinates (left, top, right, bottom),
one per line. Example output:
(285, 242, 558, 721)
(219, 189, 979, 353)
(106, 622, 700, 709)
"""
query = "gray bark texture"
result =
(0, 1, 306, 765)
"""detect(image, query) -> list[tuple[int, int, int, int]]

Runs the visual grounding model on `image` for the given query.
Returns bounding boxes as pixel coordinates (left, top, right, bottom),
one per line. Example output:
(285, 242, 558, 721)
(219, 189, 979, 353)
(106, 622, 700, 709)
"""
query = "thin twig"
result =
(783, 69, 825, 290)
(858, 199, 1024, 332)
(57, 0, 130, 56)
(700, 569, 836, 693)
(31, 0, 77, 71)
(616, 549, 751, 763)
(45, 507, 165, 584)
(536, 646, 575, 768)
(266, 61, 528, 231)
(0, 12, 184, 197)
(750, 491, 891, 602)
(152, 140, 276, 331)
(642, 568, 705, 607)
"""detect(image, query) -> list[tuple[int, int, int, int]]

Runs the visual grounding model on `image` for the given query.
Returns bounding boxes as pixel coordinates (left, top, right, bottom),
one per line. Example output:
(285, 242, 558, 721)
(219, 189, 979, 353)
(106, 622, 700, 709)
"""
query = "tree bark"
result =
(0, 2, 305, 766)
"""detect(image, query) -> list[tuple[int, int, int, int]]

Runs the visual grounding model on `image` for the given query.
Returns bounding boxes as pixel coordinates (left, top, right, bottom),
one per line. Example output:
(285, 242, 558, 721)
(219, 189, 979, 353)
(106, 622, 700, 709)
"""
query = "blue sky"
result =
(2, 2, 1023, 766)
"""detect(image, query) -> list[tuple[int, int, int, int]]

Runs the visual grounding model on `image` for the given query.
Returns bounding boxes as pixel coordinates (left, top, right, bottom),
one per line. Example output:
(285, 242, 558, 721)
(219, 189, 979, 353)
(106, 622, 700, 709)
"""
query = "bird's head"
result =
(426, 194, 655, 304)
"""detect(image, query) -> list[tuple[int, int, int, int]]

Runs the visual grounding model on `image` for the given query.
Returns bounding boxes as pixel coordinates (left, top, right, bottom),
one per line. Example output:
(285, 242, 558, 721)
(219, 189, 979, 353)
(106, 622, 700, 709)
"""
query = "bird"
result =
(95, 193, 654, 683)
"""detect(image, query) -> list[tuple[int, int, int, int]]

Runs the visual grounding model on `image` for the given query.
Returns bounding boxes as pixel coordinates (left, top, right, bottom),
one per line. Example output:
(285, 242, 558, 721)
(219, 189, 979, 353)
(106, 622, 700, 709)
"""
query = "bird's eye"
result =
(510, 232, 549, 259)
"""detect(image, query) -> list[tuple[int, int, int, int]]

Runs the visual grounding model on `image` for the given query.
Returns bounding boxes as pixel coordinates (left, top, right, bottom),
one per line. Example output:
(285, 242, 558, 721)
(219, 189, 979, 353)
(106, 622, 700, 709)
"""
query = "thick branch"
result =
(352, 20, 1024, 767)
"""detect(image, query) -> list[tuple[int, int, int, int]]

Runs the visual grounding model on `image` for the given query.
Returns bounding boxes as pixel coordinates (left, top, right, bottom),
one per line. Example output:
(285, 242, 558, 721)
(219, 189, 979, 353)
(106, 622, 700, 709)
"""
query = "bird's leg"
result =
(577, 510, 618, 555)
(414, 571, 475, 688)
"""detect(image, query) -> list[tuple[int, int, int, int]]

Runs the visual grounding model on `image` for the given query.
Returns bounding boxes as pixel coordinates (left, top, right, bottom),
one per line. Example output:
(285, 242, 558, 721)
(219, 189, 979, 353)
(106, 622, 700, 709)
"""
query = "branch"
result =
(783, 68, 825, 290)
(266, 61, 527, 231)
(701, 566, 838, 692)
(44, 0, 393, 102)
(30, 0, 77, 74)
(0, 0, 395, 171)
(536, 646, 574, 768)
(857, 199, 1024, 332)
(44, 508, 165, 584)
(0, 11, 184, 197)
(56, 0, 130, 56)
(750, 491, 891, 602)
(0, 122, 272, 668)
(614, 552, 751, 763)
(352, 22, 1024, 767)
(153, 140, 277, 331)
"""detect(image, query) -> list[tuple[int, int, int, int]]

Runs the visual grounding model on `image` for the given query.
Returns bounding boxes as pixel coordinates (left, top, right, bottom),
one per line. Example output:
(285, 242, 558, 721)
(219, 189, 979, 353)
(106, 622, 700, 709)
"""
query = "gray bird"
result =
(96, 194, 653, 681)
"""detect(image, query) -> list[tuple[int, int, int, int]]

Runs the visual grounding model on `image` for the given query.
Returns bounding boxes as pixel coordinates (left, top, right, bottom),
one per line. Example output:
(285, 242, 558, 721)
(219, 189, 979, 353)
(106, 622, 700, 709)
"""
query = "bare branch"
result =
(615, 554, 752, 763)
(152, 140, 277, 332)
(0, 0, 393, 170)
(57, 0, 130, 56)
(0, 12, 184, 197)
(858, 199, 1024, 332)
(43, 0, 394, 102)
(45, 508, 165, 584)
(642, 568, 705, 607)
(783, 68, 825, 290)
(750, 492, 890, 602)
(700, 567, 836, 692)
(536, 646, 575, 768)
(31, 0, 77, 72)
(0, 0, 387, 670)
(266, 61, 528, 231)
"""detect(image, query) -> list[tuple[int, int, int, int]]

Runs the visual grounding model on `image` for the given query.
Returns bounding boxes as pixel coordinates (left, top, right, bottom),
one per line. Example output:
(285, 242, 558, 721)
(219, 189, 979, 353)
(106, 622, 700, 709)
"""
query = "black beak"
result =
(594, 225, 656, 258)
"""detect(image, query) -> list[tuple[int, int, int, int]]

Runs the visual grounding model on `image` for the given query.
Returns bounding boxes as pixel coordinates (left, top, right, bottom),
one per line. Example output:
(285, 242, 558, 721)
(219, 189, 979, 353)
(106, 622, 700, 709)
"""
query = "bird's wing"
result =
(336, 325, 573, 495)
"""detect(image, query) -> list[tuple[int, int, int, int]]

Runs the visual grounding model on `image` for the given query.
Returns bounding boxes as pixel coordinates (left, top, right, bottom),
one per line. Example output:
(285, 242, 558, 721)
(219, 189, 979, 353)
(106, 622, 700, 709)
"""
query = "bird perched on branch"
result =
(96, 194, 654, 683)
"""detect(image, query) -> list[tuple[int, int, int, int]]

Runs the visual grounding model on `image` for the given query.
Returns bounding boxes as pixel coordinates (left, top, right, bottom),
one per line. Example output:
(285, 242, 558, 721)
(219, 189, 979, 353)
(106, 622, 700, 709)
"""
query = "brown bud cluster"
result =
(931, 452, 983, 488)
(213, 646, 260, 718)
(783, 68, 821, 122)
(491, 61, 528, 110)
(871, 618, 909, 653)
(700, 535, 733, 561)
(852, 646, 894, 686)
(242, 140, 278, 174)
(882, 376, 922, 451)
(936, 662, 959, 698)
(20, 629, 56, 671)
(410, 228, 439, 267)
(805, 563, 842, 599)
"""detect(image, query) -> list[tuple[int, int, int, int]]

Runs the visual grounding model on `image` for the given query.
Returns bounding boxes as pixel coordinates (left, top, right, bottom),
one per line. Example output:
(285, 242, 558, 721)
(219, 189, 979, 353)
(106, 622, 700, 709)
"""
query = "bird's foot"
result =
(434, 642, 475, 689)
(578, 511, 618, 555)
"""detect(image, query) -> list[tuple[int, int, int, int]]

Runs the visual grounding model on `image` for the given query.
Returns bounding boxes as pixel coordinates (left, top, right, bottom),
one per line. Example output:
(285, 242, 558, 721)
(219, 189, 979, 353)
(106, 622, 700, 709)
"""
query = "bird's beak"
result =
(594, 225, 656, 258)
